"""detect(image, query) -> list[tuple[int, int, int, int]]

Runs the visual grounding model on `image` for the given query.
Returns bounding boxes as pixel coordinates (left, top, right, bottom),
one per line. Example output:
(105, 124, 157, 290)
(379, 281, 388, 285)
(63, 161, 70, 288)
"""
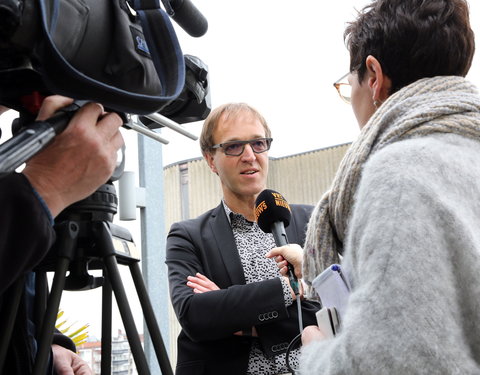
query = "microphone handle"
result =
(271, 221, 300, 295)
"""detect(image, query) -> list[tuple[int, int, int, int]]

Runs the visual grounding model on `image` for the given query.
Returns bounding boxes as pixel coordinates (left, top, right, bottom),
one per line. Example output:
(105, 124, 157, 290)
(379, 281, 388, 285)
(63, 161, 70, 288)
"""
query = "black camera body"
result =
(0, 0, 210, 120)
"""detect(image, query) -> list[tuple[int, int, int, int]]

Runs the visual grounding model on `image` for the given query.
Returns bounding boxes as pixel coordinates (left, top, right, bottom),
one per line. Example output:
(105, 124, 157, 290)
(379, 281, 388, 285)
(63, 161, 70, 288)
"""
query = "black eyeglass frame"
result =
(211, 137, 273, 156)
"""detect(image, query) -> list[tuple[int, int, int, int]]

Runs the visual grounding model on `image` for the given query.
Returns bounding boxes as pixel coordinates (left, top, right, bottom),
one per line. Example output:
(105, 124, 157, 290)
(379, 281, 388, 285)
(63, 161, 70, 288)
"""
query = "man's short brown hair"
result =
(199, 103, 271, 157)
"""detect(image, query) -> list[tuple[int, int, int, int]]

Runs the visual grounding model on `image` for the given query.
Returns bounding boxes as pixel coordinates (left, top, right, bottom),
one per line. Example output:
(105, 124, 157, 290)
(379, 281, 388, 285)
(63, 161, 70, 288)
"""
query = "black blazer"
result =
(166, 203, 320, 375)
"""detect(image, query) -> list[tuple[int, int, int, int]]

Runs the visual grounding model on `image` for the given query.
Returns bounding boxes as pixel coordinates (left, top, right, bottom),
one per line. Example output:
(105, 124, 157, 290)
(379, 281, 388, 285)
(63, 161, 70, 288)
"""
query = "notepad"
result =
(312, 264, 351, 325)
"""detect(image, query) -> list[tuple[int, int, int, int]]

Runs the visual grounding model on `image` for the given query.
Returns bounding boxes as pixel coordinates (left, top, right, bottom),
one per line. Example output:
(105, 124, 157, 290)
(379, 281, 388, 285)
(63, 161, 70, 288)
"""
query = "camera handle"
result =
(0, 100, 196, 173)
(0, 102, 83, 173)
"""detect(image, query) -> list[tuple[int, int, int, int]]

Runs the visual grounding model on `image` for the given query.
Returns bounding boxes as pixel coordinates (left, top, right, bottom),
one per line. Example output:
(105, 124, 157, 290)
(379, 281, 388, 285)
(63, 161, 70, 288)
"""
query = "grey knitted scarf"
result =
(303, 75, 480, 285)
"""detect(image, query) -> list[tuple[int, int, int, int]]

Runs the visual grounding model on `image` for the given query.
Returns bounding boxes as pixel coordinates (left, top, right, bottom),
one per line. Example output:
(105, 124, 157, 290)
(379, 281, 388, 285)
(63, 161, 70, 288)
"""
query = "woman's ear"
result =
(365, 55, 391, 103)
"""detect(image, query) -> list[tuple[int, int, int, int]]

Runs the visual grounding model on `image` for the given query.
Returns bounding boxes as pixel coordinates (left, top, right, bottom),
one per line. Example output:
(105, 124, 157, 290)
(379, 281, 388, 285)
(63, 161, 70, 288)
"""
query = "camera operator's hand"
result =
(52, 344, 92, 375)
(22, 95, 124, 217)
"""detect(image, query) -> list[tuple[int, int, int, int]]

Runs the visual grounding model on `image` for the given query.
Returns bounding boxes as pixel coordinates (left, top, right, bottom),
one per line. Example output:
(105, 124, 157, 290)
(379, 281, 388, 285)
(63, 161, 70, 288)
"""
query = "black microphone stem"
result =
(270, 221, 303, 333)
(296, 293, 303, 334)
(271, 221, 299, 294)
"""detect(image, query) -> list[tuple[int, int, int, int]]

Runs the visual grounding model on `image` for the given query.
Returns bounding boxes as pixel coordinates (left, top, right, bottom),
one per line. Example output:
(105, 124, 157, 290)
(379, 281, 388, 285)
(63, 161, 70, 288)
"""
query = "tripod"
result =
(32, 182, 173, 375)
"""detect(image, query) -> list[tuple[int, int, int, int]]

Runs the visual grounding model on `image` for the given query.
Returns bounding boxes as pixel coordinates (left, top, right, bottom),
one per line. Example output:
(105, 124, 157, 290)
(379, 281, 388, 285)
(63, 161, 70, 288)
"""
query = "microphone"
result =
(164, 0, 208, 37)
(255, 189, 299, 295)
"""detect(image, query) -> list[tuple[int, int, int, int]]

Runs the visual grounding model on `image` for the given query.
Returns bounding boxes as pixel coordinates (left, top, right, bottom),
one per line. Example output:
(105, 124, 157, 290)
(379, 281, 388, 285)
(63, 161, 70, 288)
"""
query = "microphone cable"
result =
(285, 283, 304, 375)
(254, 189, 306, 374)
(285, 332, 302, 374)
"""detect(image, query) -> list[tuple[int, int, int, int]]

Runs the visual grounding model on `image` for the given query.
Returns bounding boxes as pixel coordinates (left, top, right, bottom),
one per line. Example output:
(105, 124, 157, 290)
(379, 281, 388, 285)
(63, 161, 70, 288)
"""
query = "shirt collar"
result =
(222, 199, 254, 227)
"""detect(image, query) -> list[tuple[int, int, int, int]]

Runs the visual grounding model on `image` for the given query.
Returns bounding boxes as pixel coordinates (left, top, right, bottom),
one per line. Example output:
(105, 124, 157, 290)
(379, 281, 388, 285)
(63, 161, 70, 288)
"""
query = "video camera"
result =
(0, 2, 211, 373)
(0, 0, 210, 126)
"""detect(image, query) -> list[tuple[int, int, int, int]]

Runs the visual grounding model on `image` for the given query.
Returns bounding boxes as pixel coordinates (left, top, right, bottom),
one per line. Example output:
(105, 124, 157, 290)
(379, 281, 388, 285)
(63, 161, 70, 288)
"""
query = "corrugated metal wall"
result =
(186, 159, 224, 218)
(163, 142, 350, 366)
(164, 163, 182, 226)
(267, 143, 350, 205)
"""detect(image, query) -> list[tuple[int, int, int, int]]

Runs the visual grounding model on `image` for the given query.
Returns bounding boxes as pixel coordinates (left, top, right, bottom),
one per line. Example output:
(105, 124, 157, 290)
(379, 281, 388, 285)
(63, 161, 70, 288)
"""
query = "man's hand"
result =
(266, 243, 303, 279)
(22, 95, 124, 217)
(186, 273, 258, 337)
(186, 272, 220, 293)
(52, 344, 92, 375)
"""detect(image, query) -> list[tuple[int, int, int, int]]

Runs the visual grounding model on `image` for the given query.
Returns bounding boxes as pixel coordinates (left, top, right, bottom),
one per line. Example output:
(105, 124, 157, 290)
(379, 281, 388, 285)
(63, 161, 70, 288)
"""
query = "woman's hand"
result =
(266, 243, 303, 279)
(302, 325, 328, 346)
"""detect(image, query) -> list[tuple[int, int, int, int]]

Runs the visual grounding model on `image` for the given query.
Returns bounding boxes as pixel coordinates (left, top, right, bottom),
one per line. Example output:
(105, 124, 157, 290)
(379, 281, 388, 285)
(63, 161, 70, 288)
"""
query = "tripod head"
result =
(32, 181, 173, 375)
(44, 182, 138, 291)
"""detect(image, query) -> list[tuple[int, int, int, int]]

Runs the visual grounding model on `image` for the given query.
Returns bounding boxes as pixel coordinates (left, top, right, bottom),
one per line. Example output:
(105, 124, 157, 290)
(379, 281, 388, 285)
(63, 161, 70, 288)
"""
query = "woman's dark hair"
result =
(345, 0, 475, 94)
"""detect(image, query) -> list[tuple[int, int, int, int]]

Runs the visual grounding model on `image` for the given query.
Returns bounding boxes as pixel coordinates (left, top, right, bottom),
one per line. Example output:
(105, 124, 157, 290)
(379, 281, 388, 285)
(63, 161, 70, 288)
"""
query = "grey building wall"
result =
(163, 142, 350, 367)
(267, 144, 350, 206)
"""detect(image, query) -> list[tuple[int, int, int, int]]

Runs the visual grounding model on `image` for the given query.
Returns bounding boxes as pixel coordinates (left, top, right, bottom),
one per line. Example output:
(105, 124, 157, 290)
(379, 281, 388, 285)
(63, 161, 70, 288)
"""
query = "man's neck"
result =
(223, 195, 257, 222)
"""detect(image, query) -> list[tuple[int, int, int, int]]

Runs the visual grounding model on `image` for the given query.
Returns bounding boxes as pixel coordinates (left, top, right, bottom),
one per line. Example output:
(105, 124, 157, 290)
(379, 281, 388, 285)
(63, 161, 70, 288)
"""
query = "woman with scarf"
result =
(267, 0, 480, 373)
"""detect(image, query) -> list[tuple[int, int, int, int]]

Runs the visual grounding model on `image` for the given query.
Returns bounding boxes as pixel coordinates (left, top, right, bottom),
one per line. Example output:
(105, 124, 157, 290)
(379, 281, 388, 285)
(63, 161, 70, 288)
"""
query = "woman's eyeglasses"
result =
(333, 72, 351, 104)
(211, 138, 273, 156)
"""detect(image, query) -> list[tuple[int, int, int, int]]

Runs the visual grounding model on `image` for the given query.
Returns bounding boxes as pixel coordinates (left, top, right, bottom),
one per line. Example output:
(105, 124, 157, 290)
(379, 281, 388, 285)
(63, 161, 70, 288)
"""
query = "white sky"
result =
(2, 0, 480, 340)
(156, 0, 480, 166)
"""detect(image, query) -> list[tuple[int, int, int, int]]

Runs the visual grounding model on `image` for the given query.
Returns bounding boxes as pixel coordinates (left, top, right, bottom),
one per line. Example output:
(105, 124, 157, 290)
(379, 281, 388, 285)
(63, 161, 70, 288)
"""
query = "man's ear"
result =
(365, 55, 391, 102)
(204, 152, 218, 174)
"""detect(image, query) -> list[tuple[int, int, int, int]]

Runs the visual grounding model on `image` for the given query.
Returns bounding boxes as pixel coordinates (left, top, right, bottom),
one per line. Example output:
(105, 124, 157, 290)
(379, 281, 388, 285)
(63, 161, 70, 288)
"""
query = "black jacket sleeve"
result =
(0, 173, 55, 295)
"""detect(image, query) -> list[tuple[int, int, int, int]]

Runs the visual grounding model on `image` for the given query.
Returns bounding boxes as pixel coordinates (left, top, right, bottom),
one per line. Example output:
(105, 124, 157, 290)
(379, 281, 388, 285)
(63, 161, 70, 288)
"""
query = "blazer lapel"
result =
(209, 204, 246, 285)
(285, 216, 299, 244)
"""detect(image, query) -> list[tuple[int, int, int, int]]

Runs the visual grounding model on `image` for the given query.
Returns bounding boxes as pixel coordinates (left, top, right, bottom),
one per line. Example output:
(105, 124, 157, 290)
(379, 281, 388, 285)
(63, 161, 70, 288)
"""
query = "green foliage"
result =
(56, 310, 89, 347)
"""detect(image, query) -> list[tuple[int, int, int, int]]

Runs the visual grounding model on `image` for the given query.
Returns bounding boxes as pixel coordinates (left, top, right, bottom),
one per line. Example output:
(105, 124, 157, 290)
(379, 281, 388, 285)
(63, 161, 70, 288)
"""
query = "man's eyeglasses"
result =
(333, 72, 351, 104)
(211, 137, 273, 156)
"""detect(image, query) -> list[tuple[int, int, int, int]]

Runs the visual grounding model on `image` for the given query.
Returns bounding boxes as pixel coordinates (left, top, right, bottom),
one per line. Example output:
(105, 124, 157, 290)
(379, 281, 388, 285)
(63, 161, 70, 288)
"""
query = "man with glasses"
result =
(166, 103, 319, 375)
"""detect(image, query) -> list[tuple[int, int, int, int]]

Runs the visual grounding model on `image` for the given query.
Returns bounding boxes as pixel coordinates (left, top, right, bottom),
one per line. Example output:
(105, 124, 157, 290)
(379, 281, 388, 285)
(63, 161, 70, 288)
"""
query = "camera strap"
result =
(133, 0, 186, 98)
(36, 0, 185, 114)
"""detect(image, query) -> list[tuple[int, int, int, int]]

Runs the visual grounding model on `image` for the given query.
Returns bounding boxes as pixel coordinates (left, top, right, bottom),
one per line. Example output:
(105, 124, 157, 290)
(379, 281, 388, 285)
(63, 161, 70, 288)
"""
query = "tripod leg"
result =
(101, 274, 112, 375)
(103, 254, 150, 375)
(94, 222, 150, 375)
(130, 262, 173, 375)
(33, 221, 79, 375)
(33, 259, 72, 375)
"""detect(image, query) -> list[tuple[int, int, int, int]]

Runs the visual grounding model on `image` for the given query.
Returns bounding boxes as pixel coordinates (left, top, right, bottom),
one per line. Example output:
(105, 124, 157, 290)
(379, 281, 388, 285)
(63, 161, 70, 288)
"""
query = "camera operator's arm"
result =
(22, 95, 124, 218)
(0, 96, 124, 293)
(0, 96, 124, 374)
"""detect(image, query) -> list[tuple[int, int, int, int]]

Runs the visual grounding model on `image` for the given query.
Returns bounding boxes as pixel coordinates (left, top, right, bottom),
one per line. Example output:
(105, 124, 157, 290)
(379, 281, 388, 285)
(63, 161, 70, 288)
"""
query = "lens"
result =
(224, 142, 244, 156)
(251, 139, 269, 152)
(337, 83, 351, 103)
